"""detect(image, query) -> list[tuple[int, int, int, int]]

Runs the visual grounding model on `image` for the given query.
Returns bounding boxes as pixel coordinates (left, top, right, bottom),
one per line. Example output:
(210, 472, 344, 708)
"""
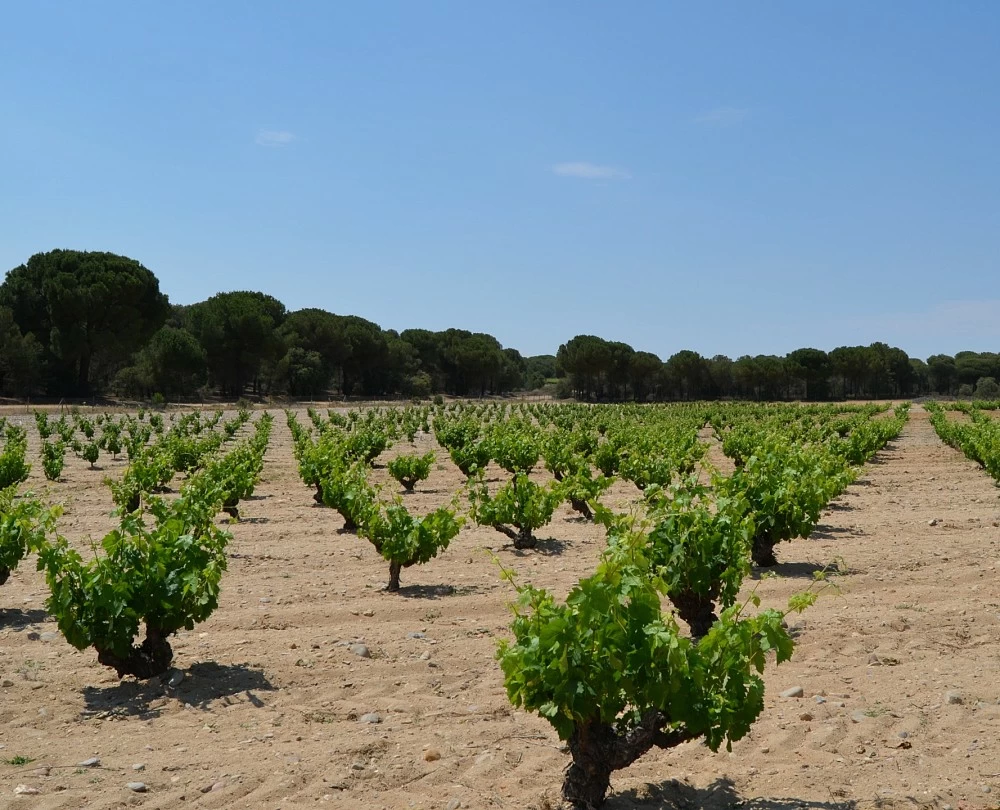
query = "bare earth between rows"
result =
(0, 406, 998, 809)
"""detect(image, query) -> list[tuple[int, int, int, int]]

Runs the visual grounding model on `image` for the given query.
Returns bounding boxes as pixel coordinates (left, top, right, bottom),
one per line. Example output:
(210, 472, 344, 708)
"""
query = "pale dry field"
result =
(1, 405, 999, 810)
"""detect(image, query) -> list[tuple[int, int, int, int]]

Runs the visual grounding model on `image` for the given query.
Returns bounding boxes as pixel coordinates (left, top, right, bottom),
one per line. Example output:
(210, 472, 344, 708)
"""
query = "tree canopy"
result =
(0, 249, 995, 403)
(0, 250, 169, 395)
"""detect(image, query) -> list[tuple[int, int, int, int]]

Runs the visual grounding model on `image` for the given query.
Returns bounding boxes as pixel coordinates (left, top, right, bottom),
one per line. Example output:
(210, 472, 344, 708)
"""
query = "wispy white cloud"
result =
(693, 106, 750, 126)
(255, 130, 296, 147)
(552, 162, 631, 180)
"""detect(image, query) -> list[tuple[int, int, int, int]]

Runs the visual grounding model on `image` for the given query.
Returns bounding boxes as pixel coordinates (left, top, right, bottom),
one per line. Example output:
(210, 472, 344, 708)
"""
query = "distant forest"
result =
(0, 250, 996, 402)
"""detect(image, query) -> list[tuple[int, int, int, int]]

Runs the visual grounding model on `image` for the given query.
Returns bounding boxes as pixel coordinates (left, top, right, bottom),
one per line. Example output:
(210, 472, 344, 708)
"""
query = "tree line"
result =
(0, 250, 995, 402)
(556, 336, 1000, 401)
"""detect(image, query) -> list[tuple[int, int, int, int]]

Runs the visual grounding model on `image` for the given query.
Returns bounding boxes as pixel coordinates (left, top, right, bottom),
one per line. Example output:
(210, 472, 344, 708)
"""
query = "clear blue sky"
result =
(3, 2, 999, 361)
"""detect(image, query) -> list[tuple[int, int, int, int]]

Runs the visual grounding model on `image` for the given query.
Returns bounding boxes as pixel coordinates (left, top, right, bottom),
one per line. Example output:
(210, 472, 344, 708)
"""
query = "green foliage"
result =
(449, 440, 492, 478)
(489, 420, 540, 474)
(319, 459, 380, 532)
(0, 428, 31, 489)
(723, 438, 854, 567)
(113, 325, 208, 398)
(387, 452, 435, 492)
(0, 250, 170, 396)
(192, 413, 272, 518)
(34, 411, 51, 439)
(468, 473, 564, 549)
(108, 446, 175, 513)
(341, 425, 391, 465)
(593, 440, 622, 477)
(82, 441, 100, 468)
(497, 532, 797, 807)
(41, 440, 66, 482)
(75, 416, 96, 439)
(559, 467, 611, 521)
(643, 479, 754, 636)
(0, 488, 58, 586)
(186, 291, 287, 397)
(100, 422, 123, 458)
(37, 488, 230, 678)
(361, 500, 463, 590)
(927, 402, 1000, 482)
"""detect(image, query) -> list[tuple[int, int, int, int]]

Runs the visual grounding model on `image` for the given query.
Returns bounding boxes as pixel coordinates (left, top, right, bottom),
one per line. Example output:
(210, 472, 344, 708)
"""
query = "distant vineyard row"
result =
(11, 398, 1000, 806)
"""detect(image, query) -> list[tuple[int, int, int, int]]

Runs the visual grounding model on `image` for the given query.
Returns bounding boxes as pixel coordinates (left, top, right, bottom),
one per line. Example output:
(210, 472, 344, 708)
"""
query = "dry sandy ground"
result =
(1, 406, 1000, 810)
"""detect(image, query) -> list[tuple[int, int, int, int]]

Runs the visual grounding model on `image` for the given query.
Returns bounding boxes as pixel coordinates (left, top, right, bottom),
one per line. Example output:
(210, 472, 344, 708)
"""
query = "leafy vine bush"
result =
(82, 441, 100, 468)
(108, 446, 176, 513)
(55, 416, 75, 444)
(541, 431, 608, 519)
(360, 499, 462, 590)
(34, 411, 52, 439)
(592, 439, 623, 478)
(194, 414, 273, 518)
(831, 404, 909, 465)
(498, 530, 811, 808)
(0, 427, 31, 489)
(387, 452, 435, 492)
(341, 425, 392, 465)
(468, 473, 564, 549)
(434, 416, 492, 477)
(640, 479, 753, 637)
(41, 440, 66, 482)
(38, 489, 230, 679)
(559, 468, 611, 521)
(0, 488, 58, 587)
(927, 402, 1000, 482)
(723, 439, 853, 567)
(448, 439, 493, 478)
(319, 459, 380, 531)
(489, 420, 541, 474)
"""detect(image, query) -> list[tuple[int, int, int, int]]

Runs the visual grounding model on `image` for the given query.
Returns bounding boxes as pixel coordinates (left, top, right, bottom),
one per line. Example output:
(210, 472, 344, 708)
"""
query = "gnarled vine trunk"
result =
(513, 525, 537, 549)
(96, 625, 173, 679)
(0, 567, 10, 587)
(668, 586, 718, 639)
(569, 497, 593, 521)
(223, 498, 239, 520)
(387, 561, 402, 592)
(563, 711, 695, 808)
(752, 531, 778, 567)
(493, 524, 537, 549)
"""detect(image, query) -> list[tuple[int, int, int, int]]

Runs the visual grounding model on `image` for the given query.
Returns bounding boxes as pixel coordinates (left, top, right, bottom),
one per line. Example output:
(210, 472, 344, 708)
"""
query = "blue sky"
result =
(3, 2, 999, 360)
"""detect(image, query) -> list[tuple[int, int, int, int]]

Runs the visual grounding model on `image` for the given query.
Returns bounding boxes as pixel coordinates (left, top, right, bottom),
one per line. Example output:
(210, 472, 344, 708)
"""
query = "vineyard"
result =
(0, 401, 998, 809)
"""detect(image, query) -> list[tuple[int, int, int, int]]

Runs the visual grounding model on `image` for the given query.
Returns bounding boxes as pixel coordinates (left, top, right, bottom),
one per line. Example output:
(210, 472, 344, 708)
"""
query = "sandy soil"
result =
(1, 406, 1000, 810)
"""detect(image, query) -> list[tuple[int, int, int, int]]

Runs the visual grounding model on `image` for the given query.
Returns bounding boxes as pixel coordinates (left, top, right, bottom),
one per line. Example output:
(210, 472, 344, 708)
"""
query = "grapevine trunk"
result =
(669, 588, 719, 638)
(387, 561, 402, 591)
(223, 499, 240, 520)
(569, 497, 593, 521)
(514, 526, 537, 550)
(0, 567, 9, 586)
(96, 625, 174, 679)
(563, 712, 694, 808)
(752, 531, 778, 567)
(493, 524, 537, 549)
